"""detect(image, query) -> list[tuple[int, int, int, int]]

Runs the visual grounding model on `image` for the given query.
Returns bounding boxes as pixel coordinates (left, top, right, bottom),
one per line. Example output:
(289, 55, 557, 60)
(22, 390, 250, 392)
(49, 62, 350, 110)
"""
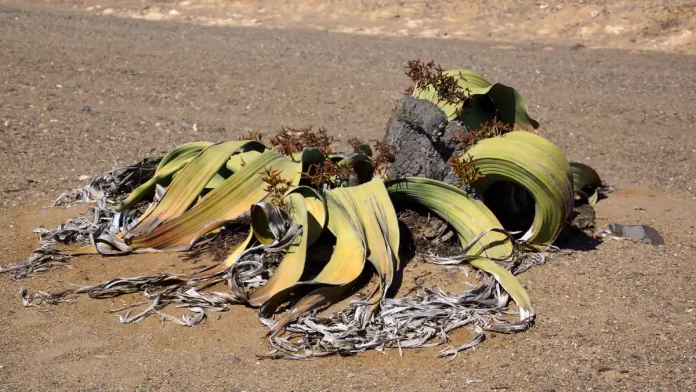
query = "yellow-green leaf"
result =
(570, 162, 602, 205)
(124, 149, 301, 251)
(387, 177, 513, 260)
(413, 69, 538, 131)
(465, 132, 573, 249)
(129, 141, 262, 236)
(248, 188, 325, 306)
(117, 142, 212, 211)
(387, 177, 532, 321)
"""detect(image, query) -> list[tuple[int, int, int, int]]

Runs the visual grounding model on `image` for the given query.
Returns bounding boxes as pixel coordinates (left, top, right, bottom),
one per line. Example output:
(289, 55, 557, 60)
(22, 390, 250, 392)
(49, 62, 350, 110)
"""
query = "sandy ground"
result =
(1, 1, 696, 391)
(41, 0, 696, 54)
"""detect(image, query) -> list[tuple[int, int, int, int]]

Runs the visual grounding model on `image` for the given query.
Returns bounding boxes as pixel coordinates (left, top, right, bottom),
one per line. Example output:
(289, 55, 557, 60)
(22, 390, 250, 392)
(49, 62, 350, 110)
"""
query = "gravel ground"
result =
(0, 2, 695, 391)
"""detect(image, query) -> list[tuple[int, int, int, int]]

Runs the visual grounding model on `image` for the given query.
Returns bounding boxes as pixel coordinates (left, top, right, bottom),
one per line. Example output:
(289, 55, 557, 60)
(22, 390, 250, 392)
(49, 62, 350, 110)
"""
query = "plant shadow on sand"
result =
(555, 203, 603, 251)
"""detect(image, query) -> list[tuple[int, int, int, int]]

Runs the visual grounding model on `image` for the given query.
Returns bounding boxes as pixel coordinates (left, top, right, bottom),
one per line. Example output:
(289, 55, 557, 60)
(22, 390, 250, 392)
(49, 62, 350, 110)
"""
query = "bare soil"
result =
(1, 1, 696, 391)
(43, 0, 696, 54)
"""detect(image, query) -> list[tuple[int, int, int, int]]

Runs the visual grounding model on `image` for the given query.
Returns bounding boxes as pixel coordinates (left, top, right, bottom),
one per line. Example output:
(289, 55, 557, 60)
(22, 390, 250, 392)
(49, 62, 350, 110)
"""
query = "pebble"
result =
(228, 356, 241, 365)
(608, 223, 664, 246)
(594, 365, 614, 373)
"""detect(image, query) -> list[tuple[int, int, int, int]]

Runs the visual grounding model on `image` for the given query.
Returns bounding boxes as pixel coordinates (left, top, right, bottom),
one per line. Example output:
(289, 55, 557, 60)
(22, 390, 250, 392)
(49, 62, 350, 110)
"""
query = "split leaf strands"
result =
(5, 64, 602, 359)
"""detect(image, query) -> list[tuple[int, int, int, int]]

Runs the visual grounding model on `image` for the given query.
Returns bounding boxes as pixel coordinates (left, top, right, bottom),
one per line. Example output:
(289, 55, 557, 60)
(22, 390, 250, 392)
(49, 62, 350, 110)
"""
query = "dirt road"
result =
(1, 1, 695, 391)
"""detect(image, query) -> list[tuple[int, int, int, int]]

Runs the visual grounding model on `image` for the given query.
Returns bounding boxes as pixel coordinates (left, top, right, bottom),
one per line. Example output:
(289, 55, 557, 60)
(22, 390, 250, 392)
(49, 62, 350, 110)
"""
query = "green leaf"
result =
(413, 69, 539, 131)
(128, 141, 263, 237)
(123, 149, 301, 252)
(264, 178, 399, 332)
(386, 177, 513, 260)
(386, 176, 532, 321)
(465, 131, 574, 249)
(570, 162, 602, 205)
(117, 142, 212, 211)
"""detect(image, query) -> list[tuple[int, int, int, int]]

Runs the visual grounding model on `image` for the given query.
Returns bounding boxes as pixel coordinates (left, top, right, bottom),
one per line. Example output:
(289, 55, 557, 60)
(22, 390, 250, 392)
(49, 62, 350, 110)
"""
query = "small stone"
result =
(437, 229, 455, 243)
(422, 218, 447, 240)
(78, 175, 91, 181)
(81, 105, 91, 112)
(608, 223, 665, 246)
(571, 204, 596, 231)
(228, 356, 241, 365)
(594, 365, 614, 373)
(570, 43, 585, 51)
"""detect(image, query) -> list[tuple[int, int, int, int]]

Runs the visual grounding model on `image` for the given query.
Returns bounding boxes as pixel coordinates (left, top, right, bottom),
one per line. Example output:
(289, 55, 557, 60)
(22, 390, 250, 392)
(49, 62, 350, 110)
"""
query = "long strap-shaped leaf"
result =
(413, 69, 539, 131)
(386, 177, 533, 321)
(190, 202, 299, 281)
(260, 194, 364, 294)
(465, 132, 573, 249)
(128, 140, 265, 236)
(248, 188, 326, 306)
(116, 142, 213, 211)
(505, 131, 574, 213)
(469, 258, 534, 321)
(261, 185, 370, 332)
(124, 150, 301, 251)
(570, 162, 602, 205)
(264, 179, 399, 333)
(328, 178, 400, 314)
(190, 160, 329, 280)
(386, 177, 513, 259)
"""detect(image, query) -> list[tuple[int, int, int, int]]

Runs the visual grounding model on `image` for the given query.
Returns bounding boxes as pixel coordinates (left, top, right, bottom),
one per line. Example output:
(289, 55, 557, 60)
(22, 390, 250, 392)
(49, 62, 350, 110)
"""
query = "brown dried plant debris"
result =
(269, 126, 334, 156)
(448, 153, 485, 187)
(237, 130, 264, 142)
(405, 59, 470, 107)
(446, 118, 515, 187)
(347, 137, 364, 152)
(457, 118, 512, 150)
(372, 140, 394, 177)
(347, 137, 374, 157)
(184, 224, 250, 264)
(261, 167, 293, 207)
(301, 159, 356, 189)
